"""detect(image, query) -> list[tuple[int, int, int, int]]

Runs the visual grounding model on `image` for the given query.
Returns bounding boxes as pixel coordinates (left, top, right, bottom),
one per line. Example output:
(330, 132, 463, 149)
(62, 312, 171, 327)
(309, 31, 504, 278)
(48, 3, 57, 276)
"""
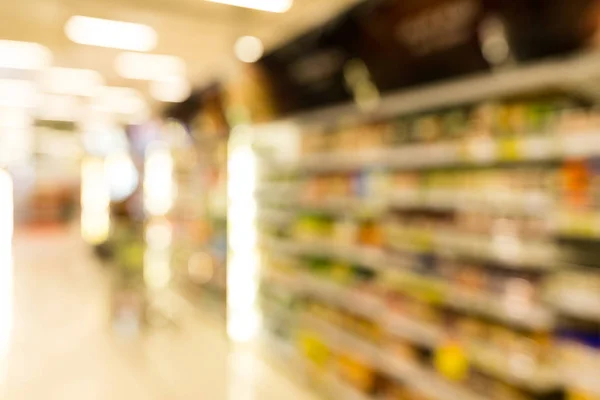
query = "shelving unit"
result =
(250, 52, 600, 400)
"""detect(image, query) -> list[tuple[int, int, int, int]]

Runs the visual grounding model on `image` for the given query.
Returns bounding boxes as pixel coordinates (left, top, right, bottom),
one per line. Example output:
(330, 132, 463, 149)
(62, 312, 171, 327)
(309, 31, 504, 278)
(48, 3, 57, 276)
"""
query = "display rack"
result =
(252, 52, 600, 400)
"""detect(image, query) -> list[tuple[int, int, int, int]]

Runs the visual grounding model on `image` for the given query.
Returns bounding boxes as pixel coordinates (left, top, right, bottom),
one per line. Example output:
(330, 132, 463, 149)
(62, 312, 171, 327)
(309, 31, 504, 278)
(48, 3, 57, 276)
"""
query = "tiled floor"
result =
(2, 227, 318, 400)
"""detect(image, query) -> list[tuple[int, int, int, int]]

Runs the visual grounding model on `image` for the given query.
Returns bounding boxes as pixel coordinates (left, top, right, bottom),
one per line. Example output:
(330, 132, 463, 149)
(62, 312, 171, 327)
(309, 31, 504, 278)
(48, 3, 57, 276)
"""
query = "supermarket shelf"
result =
(255, 183, 300, 202)
(253, 50, 600, 400)
(300, 276, 384, 319)
(261, 332, 305, 372)
(277, 51, 600, 128)
(435, 231, 557, 270)
(390, 190, 553, 218)
(259, 196, 386, 218)
(264, 299, 558, 397)
(264, 268, 384, 319)
(300, 313, 487, 400)
(265, 239, 555, 329)
(547, 290, 600, 322)
(265, 230, 558, 275)
(563, 367, 600, 397)
(262, 218, 558, 273)
(381, 354, 486, 400)
(323, 374, 375, 400)
(556, 209, 600, 240)
(468, 344, 559, 393)
(261, 333, 377, 400)
(264, 237, 386, 272)
(388, 228, 559, 271)
(265, 241, 555, 330)
(380, 311, 443, 348)
(448, 286, 554, 331)
(265, 268, 556, 390)
(261, 191, 553, 219)
(262, 273, 555, 397)
(257, 208, 297, 226)
(283, 131, 600, 173)
(385, 268, 555, 330)
(292, 197, 386, 216)
(300, 313, 381, 364)
(380, 310, 559, 392)
(261, 299, 298, 324)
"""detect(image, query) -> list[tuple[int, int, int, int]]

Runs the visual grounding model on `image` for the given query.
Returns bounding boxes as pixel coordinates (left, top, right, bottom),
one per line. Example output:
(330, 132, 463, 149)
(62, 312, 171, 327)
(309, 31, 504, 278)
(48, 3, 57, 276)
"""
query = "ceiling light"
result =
(65, 16, 157, 51)
(0, 40, 52, 71)
(37, 94, 80, 121)
(234, 36, 264, 63)
(0, 108, 32, 129)
(144, 143, 174, 216)
(150, 77, 191, 103)
(94, 87, 147, 115)
(207, 0, 292, 12)
(115, 52, 186, 81)
(41, 67, 104, 96)
(104, 152, 139, 202)
(0, 80, 37, 108)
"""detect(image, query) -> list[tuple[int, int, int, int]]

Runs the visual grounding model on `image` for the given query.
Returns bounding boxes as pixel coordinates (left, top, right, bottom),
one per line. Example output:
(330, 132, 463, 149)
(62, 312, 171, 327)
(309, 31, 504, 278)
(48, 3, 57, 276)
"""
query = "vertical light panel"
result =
(80, 157, 110, 244)
(144, 218, 173, 289)
(143, 143, 175, 290)
(144, 143, 174, 217)
(227, 126, 260, 343)
(0, 169, 13, 364)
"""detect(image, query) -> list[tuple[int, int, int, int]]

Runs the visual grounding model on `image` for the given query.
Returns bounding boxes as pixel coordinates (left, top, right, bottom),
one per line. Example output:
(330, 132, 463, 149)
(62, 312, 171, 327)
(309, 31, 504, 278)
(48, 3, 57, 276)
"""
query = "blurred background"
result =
(1, 0, 600, 399)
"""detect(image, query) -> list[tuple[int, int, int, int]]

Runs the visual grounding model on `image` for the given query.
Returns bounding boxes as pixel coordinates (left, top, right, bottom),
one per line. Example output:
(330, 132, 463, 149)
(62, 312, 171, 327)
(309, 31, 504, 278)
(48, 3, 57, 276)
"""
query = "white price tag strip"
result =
(465, 137, 497, 163)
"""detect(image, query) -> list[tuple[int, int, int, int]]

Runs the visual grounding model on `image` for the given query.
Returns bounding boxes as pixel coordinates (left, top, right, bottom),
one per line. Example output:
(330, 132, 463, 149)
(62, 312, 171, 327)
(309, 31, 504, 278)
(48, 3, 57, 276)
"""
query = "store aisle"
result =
(2, 228, 318, 400)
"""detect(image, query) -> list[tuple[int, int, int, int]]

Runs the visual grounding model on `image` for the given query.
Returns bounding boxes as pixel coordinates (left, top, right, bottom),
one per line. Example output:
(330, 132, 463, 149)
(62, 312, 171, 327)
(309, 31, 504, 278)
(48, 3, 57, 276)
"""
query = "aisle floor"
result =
(3, 228, 318, 400)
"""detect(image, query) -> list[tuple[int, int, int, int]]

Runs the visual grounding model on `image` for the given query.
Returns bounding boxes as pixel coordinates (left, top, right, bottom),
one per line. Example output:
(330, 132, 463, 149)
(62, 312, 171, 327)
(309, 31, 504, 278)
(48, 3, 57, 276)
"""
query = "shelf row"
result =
(261, 268, 600, 399)
(263, 229, 557, 273)
(261, 218, 600, 394)
(263, 256, 554, 332)
(257, 185, 551, 217)
(303, 314, 486, 400)
(262, 291, 566, 400)
(262, 306, 487, 400)
(258, 193, 600, 241)
(265, 236, 600, 326)
(279, 132, 600, 173)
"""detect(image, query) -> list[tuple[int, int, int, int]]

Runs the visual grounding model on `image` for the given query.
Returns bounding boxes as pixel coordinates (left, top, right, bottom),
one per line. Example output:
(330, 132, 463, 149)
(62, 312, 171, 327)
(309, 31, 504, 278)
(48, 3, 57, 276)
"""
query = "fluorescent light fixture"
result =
(234, 36, 264, 63)
(37, 94, 80, 121)
(36, 132, 82, 159)
(144, 245, 171, 289)
(0, 80, 37, 108)
(144, 219, 172, 289)
(82, 126, 129, 157)
(227, 127, 260, 343)
(207, 0, 292, 13)
(41, 67, 104, 96)
(65, 16, 157, 51)
(81, 157, 110, 245)
(0, 107, 32, 129)
(150, 77, 191, 103)
(104, 152, 139, 202)
(0, 40, 51, 71)
(144, 143, 174, 216)
(115, 52, 186, 81)
(0, 108, 33, 165)
(0, 169, 13, 362)
(94, 86, 146, 115)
